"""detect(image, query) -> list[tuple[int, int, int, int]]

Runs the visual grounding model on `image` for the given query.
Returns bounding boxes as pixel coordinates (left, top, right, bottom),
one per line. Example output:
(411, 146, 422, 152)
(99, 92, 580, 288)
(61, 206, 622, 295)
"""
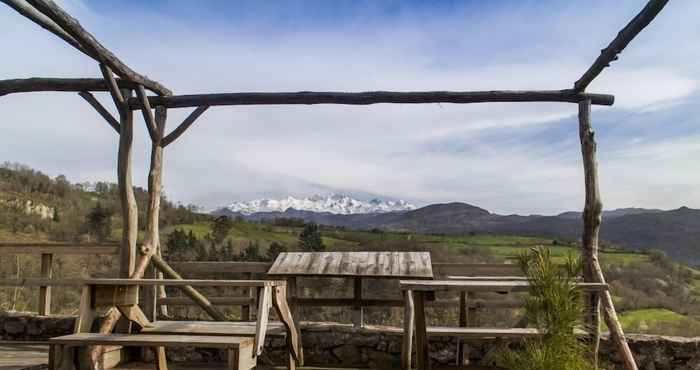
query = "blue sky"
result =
(1, 0, 699, 214)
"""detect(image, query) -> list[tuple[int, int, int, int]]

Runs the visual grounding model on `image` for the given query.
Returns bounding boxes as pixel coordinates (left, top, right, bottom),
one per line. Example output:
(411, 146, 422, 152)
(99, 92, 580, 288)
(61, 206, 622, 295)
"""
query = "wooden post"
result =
(38, 253, 53, 315)
(457, 291, 467, 365)
(352, 277, 363, 328)
(241, 272, 252, 321)
(413, 291, 430, 370)
(579, 99, 637, 370)
(118, 87, 137, 278)
(401, 290, 415, 370)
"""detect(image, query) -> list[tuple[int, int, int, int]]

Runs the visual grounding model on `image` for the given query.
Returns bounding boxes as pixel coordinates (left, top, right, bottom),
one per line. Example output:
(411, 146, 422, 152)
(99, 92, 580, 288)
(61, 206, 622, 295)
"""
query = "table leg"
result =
(153, 346, 168, 370)
(272, 285, 303, 368)
(414, 291, 430, 370)
(402, 290, 415, 370)
(254, 286, 271, 357)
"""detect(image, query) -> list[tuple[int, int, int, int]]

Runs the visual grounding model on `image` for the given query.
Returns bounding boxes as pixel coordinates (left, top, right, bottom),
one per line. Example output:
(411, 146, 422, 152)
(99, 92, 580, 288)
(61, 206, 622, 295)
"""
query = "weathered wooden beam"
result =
(574, 0, 669, 92)
(78, 91, 120, 133)
(579, 99, 637, 370)
(0, 243, 119, 255)
(38, 253, 52, 315)
(161, 106, 209, 147)
(128, 90, 614, 109)
(24, 0, 171, 96)
(0, 77, 138, 97)
(99, 64, 125, 111)
(135, 85, 158, 142)
(1, 0, 92, 58)
(150, 255, 227, 321)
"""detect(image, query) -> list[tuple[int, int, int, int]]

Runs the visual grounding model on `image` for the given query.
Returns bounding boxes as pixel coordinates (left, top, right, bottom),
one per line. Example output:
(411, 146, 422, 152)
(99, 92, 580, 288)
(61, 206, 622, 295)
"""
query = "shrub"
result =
(499, 246, 594, 370)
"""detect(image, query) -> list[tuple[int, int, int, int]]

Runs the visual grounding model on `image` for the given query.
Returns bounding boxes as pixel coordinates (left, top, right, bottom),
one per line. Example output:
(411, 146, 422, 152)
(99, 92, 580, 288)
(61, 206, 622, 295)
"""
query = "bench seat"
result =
(50, 333, 253, 348)
(140, 321, 286, 337)
(49, 333, 255, 370)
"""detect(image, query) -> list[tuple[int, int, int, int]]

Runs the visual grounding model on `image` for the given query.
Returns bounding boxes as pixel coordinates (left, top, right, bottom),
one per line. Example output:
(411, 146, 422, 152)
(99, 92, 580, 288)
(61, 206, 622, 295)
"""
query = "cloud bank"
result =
(1, 0, 699, 214)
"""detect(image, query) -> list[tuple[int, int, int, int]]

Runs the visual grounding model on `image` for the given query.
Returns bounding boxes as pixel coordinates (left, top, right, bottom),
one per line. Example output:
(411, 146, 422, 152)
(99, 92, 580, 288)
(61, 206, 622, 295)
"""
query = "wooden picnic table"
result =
(268, 251, 434, 369)
(399, 279, 609, 370)
(267, 252, 433, 321)
(51, 278, 300, 370)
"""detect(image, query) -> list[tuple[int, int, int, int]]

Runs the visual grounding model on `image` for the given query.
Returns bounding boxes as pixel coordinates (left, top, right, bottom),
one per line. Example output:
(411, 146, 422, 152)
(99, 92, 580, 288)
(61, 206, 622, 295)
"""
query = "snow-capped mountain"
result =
(226, 194, 416, 215)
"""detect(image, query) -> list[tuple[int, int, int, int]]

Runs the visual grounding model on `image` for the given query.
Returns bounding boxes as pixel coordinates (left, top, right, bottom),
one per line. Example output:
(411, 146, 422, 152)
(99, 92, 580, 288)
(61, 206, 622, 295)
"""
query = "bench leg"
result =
(153, 347, 167, 370)
(271, 285, 303, 368)
(402, 290, 414, 370)
(413, 291, 430, 370)
(52, 344, 75, 370)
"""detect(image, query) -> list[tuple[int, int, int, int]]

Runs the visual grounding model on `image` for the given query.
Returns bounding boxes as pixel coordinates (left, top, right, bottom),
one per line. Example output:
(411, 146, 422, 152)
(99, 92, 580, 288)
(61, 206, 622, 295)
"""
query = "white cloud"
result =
(1, 0, 700, 214)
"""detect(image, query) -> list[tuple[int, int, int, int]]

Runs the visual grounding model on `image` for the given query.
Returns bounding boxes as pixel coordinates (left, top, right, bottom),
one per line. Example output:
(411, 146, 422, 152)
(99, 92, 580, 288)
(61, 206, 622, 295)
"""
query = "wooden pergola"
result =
(0, 1, 671, 369)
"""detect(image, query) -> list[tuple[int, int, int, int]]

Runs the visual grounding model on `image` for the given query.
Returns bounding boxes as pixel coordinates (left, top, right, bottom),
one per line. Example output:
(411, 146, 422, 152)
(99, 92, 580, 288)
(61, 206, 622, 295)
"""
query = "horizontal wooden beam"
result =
(574, 0, 669, 92)
(159, 296, 256, 306)
(0, 77, 138, 97)
(0, 243, 119, 255)
(128, 89, 615, 109)
(0, 278, 83, 287)
(84, 278, 285, 287)
(168, 261, 271, 274)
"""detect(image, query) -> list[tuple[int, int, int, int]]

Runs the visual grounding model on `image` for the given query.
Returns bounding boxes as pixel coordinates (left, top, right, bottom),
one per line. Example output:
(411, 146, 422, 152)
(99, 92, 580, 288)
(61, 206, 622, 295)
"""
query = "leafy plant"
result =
(499, 246, 594, 370)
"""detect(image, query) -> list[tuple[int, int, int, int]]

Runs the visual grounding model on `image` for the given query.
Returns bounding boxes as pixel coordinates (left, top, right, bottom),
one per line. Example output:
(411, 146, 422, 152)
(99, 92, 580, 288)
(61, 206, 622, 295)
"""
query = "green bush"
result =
(499, 246, 594, 370)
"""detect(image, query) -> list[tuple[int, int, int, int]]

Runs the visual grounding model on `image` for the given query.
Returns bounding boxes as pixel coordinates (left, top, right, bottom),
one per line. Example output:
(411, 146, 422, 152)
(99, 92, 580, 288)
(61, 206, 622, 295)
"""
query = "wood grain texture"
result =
(268, 252, 433, 278)
(78, 91, 120, 133)
(574, 0, 670, 92)
(141, 321, 286, 337)
(0, 77, 138, 96)
(84, 278, 283, 287)
(38, 253, 52, 315)
(579, 99, 637, 370)
(127, 90, 614, 109)
(24, 0, 171, 95)
(161, 106, 209, 147)
(49, 333, 253, 348)
(0, 243, 119, 255)
(400, 280, 608, 292)
(2, 0, 90, 57)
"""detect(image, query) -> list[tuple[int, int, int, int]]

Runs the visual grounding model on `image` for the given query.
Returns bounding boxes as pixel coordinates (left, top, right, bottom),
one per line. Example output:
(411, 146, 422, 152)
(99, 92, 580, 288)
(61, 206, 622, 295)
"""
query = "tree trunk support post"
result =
(579, 99, 637, 370)
(38, 252, 53, 315)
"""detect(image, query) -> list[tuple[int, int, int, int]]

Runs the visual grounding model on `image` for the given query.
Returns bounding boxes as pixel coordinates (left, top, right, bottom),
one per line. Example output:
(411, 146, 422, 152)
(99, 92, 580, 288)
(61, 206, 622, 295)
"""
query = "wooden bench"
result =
(49, 333, 254, 370)
(141, 320, 286, 337)
(400, 279, 608, 370)
(55, 278, 301, 370)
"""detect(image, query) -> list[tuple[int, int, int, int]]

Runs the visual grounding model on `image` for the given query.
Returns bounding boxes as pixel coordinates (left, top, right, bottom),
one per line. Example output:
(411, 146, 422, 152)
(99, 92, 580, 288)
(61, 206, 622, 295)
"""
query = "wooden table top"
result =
(267, 252, 433, 279)
(400, 279, 608, 292)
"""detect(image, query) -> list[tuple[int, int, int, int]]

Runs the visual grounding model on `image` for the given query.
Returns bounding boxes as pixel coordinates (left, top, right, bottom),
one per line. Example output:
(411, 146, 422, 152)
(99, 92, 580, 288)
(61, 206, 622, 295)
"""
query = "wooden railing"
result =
(0, 246, 524, 326)
(0, 243, 119, 315)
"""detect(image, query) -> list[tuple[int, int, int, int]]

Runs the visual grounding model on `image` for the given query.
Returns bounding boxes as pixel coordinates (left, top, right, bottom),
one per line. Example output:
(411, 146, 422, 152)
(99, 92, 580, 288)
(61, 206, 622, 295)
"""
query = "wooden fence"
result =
(0, 244, 524, 327)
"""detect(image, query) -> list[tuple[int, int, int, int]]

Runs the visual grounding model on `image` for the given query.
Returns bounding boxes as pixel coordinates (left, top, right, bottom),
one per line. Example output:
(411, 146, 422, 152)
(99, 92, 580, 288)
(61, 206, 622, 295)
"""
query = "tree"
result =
(298, 223, 325, 252)
(239, 240, 262, 261)
(52, 207, 60, 222)
(267, 241, 288, 261)
(212, 215, 233, 244)
(84, 203, 113, 242)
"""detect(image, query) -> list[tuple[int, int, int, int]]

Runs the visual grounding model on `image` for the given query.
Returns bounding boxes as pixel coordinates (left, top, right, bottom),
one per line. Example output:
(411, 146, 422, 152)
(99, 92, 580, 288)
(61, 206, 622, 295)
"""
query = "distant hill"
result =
(216, 202, 700, 265)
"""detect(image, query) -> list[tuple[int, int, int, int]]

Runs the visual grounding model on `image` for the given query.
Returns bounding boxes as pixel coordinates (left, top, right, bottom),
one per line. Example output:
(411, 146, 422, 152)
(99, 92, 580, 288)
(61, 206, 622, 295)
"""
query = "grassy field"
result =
(618, 309, 700, 336)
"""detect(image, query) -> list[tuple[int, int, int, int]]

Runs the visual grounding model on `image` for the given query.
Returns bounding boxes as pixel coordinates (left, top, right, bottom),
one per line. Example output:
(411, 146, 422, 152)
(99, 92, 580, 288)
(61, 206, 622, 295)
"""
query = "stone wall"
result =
(3, 312, 700, 369)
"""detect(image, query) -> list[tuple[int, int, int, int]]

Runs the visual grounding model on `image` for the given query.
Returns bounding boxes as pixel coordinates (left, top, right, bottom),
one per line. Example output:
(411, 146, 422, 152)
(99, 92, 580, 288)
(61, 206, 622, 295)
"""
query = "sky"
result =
(1, 0, 699, 215)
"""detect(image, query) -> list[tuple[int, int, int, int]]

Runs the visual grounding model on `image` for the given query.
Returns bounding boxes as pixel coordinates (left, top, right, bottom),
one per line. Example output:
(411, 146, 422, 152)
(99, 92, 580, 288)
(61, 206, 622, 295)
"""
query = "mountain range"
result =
(214, 197, 700, 265)
(225, 194, 415, 215)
